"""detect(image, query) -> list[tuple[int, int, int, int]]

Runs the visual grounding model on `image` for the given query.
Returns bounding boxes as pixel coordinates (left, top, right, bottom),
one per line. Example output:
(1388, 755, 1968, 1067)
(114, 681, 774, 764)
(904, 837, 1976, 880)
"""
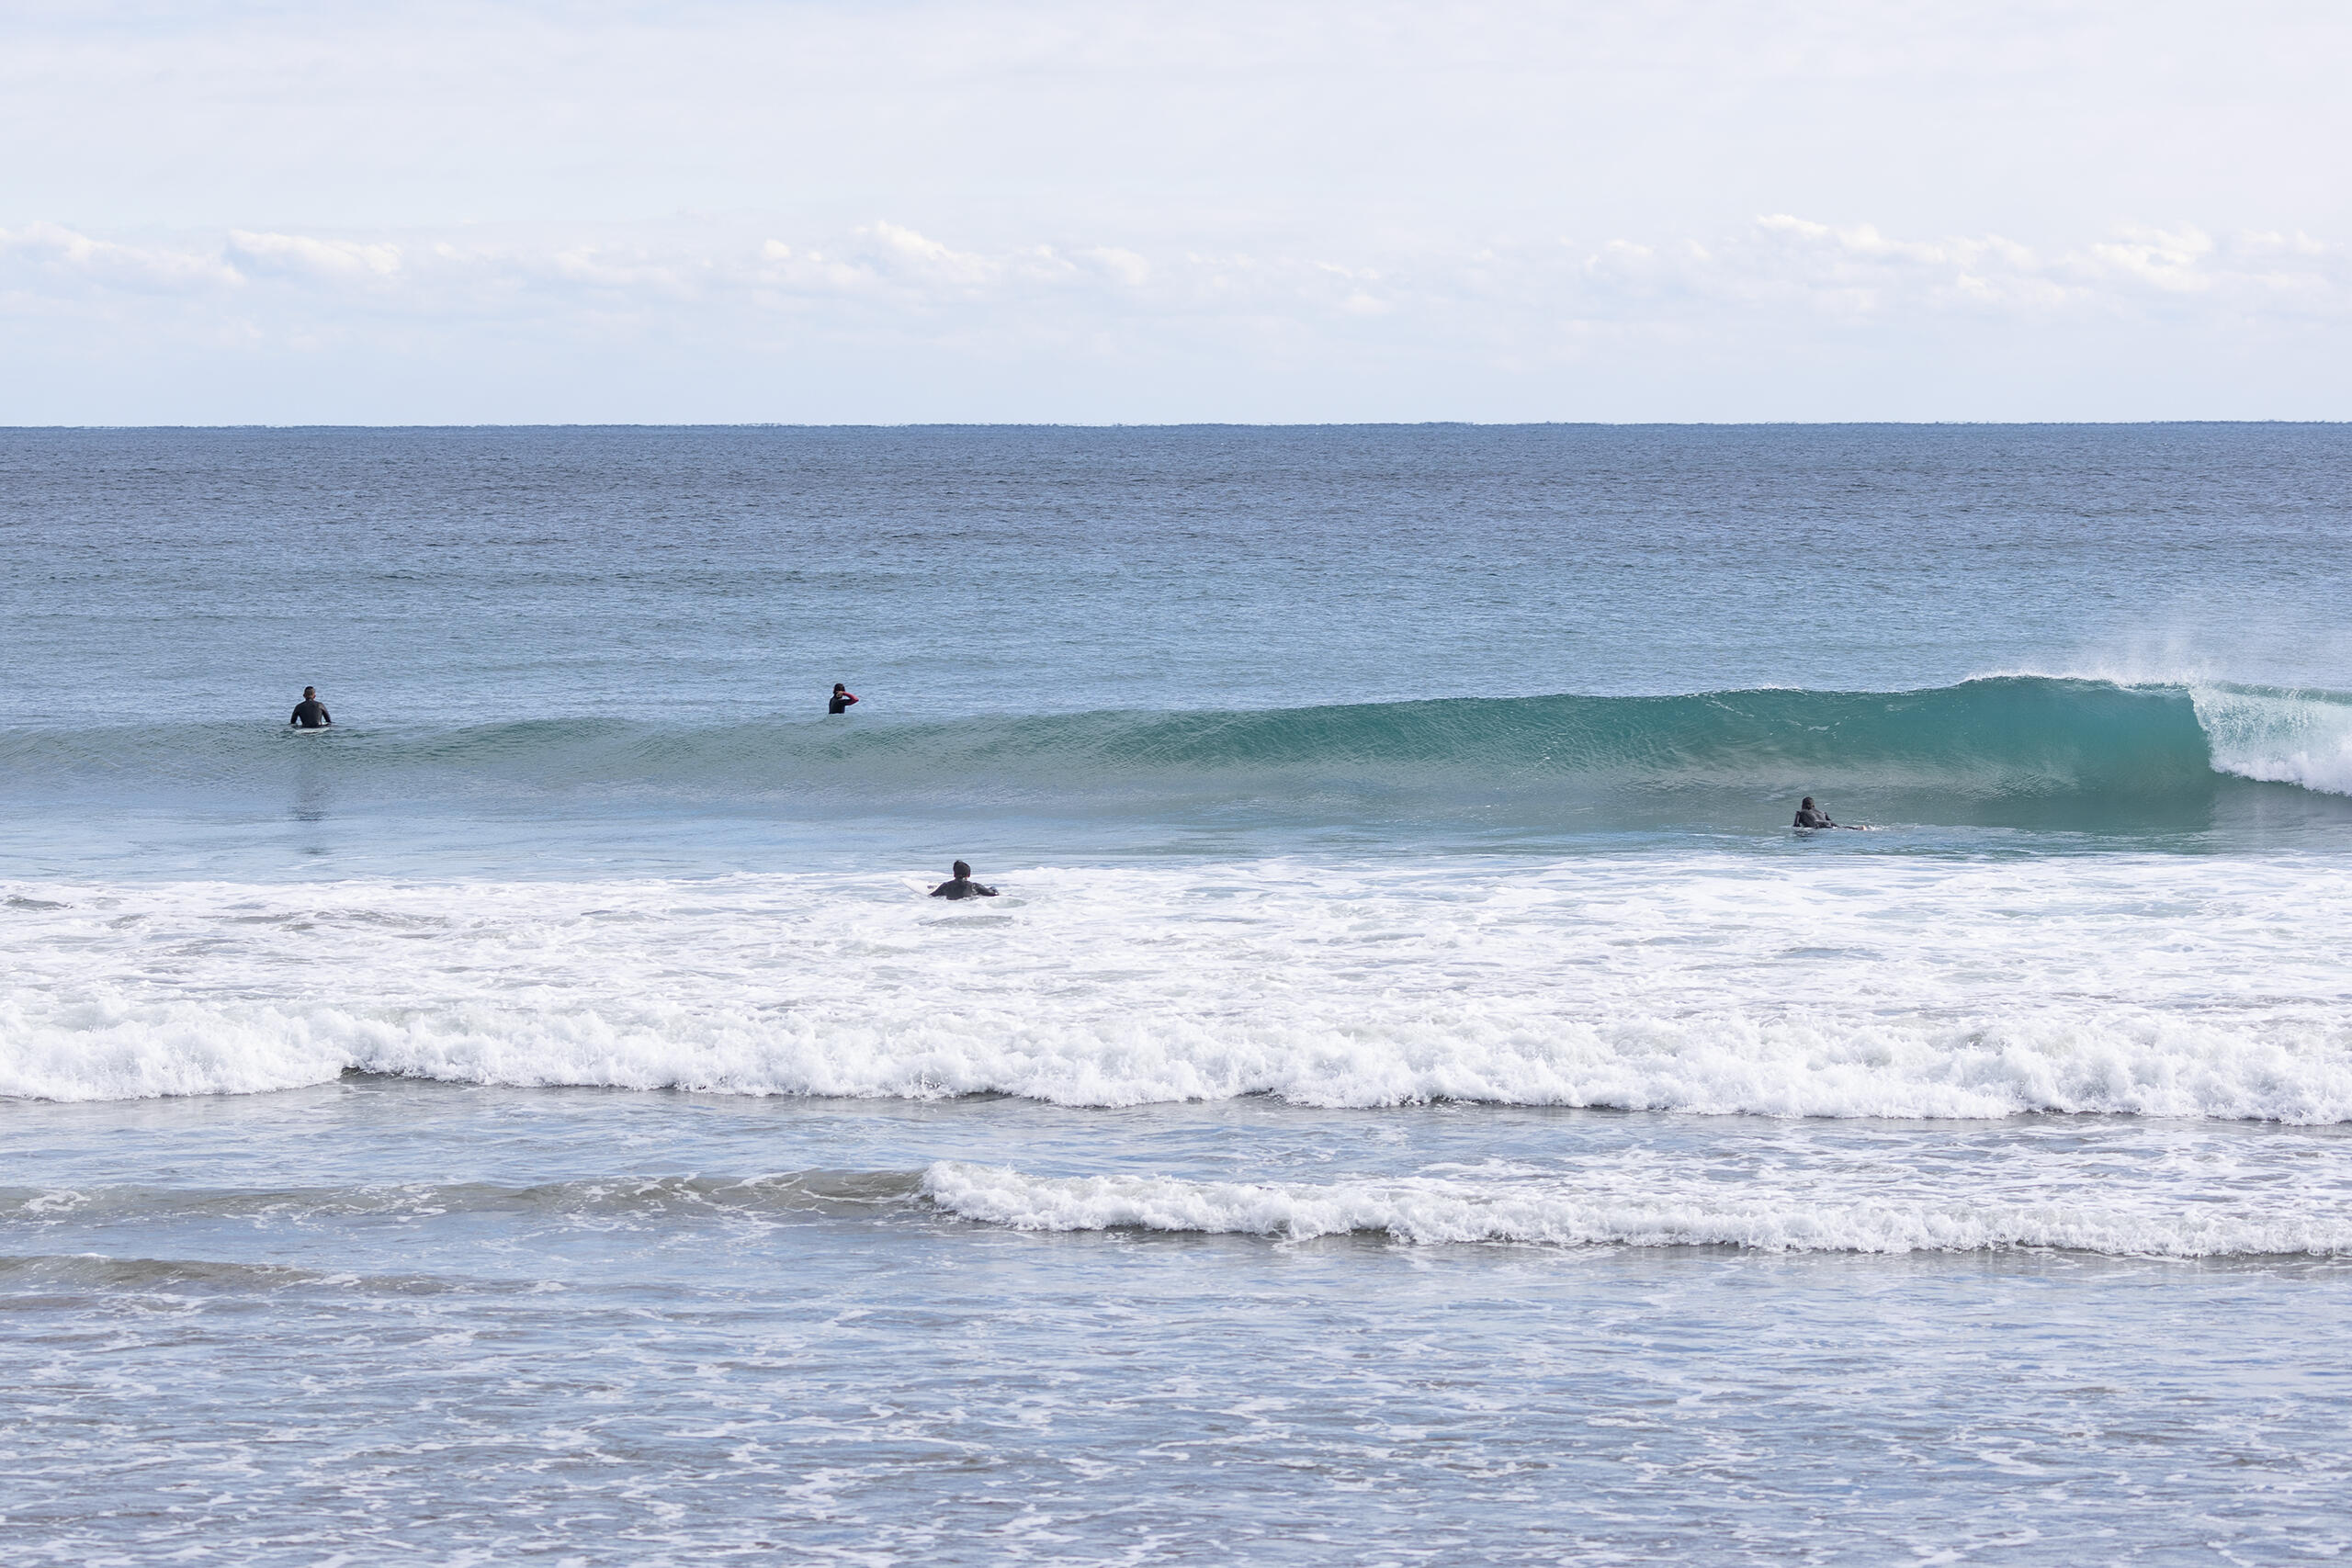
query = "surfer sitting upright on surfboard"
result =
(289, 686, 332, 728)
(930, 861, 998, 899)
(828, 683, 859, 715)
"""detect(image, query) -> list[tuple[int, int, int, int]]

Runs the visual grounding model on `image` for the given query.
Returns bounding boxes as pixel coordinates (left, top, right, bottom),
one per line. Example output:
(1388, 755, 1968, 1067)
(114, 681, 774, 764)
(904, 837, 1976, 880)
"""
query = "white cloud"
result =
(861, 221, 1006, 288)
(226, 230, 401, 281)
(0, 222, 241, 294)
(6, 213, 2345, 347)
(1568, 215, 2352, 323)
(2084, 227, 2215, 293)
(1085, 247, 1150, 288)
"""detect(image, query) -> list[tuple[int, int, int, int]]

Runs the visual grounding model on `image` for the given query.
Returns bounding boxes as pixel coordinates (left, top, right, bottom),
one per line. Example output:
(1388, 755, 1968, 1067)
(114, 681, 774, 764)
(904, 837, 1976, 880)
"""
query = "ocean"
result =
(4, 424, 2350, 1562)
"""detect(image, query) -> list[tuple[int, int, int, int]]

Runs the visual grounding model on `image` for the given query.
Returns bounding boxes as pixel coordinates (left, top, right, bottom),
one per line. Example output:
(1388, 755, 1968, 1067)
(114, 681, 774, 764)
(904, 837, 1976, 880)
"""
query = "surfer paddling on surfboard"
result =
(289, 686, 332, 729)
(828, 683, 859, 715)
(1792, 796, 1862, 829)
(930, 861, 998, 900)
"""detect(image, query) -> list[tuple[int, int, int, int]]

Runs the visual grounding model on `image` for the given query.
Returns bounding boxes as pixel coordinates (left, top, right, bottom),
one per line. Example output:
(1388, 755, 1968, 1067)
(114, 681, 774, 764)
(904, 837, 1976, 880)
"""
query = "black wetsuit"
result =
(829, 692, 858, 715)
(290, 699, 332, 728)
(930, 877, 998, 900)
(1793, 807, 1835, 828)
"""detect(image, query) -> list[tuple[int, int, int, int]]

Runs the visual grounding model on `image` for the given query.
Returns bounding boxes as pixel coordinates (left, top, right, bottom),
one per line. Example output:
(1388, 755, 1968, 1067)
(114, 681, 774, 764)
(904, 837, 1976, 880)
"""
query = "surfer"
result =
(1792, 796, 1858, 829)
(930, 861, 998, 900)
(828, 683, 859, 716)
(288, 686, 333, 728)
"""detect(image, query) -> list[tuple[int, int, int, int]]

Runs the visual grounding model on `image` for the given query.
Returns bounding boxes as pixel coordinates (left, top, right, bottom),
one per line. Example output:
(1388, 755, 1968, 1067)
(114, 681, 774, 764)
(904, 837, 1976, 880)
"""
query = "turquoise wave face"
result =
(6, 678, 2350, 838)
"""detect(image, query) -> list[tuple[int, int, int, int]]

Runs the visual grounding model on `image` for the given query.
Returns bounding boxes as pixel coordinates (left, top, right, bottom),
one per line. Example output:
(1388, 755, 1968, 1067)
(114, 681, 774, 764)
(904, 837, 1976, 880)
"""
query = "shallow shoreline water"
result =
(8, 1078, 2352, 1564)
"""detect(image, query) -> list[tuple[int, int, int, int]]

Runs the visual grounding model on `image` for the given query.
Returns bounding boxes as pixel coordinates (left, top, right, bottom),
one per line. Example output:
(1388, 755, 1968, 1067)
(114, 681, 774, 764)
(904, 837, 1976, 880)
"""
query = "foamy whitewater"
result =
(9, 854, 2352, 1121)
(6, 425, 2352, 1564)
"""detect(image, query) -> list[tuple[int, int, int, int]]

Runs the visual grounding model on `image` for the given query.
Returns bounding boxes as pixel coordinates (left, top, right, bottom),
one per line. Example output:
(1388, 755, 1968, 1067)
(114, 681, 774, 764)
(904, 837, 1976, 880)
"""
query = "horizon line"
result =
(5, 419, 2348, 434)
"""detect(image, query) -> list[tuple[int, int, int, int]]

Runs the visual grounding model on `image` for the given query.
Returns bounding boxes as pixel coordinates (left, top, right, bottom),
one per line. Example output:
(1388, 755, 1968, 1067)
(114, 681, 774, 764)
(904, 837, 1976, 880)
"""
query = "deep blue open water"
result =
(4, 425, 2350, 1562)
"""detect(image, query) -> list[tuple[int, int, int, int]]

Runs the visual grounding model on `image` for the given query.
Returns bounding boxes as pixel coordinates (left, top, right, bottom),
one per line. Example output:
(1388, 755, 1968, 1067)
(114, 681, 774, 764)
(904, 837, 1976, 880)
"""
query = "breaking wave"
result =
(920, 1162, 2352, 1258)
(9, 1163, 2348, 1258)
(6, 852, 2352, 1119)
(6, 677, 2350, 829)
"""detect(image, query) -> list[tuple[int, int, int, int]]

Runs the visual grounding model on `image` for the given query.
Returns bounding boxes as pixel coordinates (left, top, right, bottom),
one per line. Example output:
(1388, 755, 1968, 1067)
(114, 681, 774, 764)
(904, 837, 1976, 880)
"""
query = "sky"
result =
(2, 0, 2347, 423)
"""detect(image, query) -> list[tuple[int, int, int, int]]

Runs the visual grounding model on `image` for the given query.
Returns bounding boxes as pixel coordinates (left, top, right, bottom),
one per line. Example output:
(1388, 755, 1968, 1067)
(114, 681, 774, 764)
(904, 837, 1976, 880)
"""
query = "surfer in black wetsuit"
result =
(829, 683, 859, 716)
(1793, 796, 1855, 829)
(930, 861, 998, 899)
(289, 686, 332, 728)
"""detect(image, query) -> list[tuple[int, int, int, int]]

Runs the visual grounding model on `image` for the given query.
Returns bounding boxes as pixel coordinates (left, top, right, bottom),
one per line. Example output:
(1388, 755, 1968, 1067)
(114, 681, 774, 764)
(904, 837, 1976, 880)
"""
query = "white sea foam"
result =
(921, 1160, 2352, 1257)
(2192, 684, 2352, 796)
(5, 855, 2352, 1120)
